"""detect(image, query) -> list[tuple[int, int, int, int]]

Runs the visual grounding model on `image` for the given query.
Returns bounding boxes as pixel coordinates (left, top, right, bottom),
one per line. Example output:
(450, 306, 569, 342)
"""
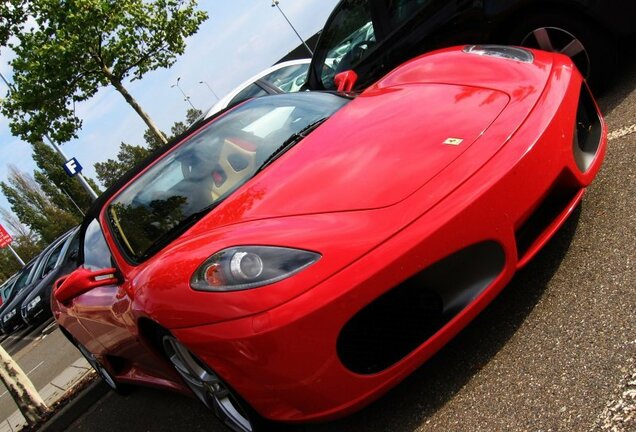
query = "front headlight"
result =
(191, 246, 320, 292)
(4, 309, 16, 321)
(26, 296, 41, 311)
(463, 45, 534, 63)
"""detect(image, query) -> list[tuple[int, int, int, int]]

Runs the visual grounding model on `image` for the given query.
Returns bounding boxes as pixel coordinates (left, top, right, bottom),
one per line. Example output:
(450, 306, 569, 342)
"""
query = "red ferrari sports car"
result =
(53, 45, 606, 431)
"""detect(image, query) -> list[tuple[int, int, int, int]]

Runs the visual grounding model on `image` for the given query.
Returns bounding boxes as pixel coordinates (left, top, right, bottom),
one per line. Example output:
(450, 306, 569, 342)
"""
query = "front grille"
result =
(514, 174, 580, 261)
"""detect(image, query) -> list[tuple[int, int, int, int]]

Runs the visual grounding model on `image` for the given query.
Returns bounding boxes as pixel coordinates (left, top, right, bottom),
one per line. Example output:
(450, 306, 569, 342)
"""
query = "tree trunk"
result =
(102, 66, 168, 146)
(0, 344, 50, 425)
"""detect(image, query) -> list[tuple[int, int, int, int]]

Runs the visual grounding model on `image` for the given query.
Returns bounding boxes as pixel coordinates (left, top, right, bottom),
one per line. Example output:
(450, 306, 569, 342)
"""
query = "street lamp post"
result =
(0, 71, 99, 201)
(271, 0, 313, 56)
(171, 77, 197, 110)
(198, 81, 220, 101)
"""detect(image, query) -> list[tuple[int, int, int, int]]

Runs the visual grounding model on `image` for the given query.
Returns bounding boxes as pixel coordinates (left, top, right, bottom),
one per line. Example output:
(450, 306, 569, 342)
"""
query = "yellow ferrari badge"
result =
(443, 138, 464, 146)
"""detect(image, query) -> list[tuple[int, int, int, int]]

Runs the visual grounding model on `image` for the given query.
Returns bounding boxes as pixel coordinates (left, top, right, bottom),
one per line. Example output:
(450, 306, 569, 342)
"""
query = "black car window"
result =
(260, 63, 309, 93)
(316, 0, 376, 89)
(0, 276, 17, 302)
(83, 219, 113, 270)
(12, 262, 36, 293)
(42, 240, 66, 276)
(387, 0, 431, 26)
(228, 83, 269, 108)
(66, 234, 81, 264)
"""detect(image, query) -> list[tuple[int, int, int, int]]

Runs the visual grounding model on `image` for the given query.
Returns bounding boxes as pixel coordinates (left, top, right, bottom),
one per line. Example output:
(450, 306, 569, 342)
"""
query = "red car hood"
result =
(191, 48, 555, 232)
(198, 84, 509, 228)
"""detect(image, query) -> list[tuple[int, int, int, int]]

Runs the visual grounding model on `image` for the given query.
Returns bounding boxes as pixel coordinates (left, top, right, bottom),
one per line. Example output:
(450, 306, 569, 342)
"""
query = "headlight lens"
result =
(191, 246, 320, 292)
(463, 45, 534, 63)
(26, 296, 41, 311)
(4, 309, 16, 321)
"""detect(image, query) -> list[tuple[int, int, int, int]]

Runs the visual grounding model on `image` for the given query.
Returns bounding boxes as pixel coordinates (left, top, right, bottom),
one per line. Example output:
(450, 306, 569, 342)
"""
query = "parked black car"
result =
(21, 228, 80, 326)
(0, 274, 19, 308)
(306, 0, 636, 91)
(0, 259, 41, 333)
(0, 229, 75, 334)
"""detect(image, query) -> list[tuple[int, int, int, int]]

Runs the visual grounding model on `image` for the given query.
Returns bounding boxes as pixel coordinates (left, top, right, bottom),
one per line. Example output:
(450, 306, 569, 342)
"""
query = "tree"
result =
(0, 236, 41, 282)
(31, 141, 99, 214)
(0, 167, 79, 243)
(0, 235, 39, 277)
(0, 1, 26, 52)
(0, 345, 50, 425)
(94, 108, 201, 188)
(0, 208, 35, 240)
(0, 210, 41, 282)
(171, 107, 204, 137)
(1, 0, 208, 146)
(94, 142, 154, 188)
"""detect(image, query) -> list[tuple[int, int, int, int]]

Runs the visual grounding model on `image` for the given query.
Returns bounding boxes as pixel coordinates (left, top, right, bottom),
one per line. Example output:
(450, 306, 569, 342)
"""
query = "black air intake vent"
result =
(337, 241, 505, 374)
(573, 83, 602, 172)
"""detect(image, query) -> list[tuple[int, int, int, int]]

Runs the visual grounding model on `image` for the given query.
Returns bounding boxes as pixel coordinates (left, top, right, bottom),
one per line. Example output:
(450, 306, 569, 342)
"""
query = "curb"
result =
(39, 380, 109, 432)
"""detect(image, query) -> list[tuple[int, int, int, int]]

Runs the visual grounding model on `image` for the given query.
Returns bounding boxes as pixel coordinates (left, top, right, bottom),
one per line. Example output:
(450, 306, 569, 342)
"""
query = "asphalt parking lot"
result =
(58, 56, 636, 432)
(0, 320, 83, 422)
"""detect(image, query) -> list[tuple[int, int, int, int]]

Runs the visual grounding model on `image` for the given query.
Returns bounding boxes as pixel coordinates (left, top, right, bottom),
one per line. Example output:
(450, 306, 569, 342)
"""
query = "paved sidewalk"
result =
(0, 357, 92, 432)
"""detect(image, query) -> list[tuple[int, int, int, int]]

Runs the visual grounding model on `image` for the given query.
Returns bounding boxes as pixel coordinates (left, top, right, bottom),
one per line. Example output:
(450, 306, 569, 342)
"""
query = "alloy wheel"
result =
(77, 343, 118, 390)
(162, 336, 254, 432)
(521, 26, 591, 78)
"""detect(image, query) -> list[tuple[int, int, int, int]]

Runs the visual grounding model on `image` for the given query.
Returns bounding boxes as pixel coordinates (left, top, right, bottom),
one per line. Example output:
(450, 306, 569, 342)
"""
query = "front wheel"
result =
(162, 335, 264, 432)
(76, 341, 129, 394)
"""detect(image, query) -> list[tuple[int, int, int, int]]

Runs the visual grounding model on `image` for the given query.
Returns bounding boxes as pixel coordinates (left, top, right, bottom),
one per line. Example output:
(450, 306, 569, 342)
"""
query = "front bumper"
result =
(174, 73, 606, 422)
(21, 302, 49, 326)
(1, 312, 24, 334)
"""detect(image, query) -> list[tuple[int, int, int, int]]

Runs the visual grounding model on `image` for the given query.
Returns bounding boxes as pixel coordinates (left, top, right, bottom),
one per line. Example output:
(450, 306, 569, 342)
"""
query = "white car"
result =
(203, 59, 310, 120)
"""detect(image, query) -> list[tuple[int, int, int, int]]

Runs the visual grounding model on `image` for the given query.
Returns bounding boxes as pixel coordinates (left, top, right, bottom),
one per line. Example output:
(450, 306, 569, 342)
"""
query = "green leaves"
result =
(0, 141, 100, 248)
(0, 1, 27, 54)
(30, 140, 98, 211)
(0, 167, 80, 243)
(1, 0, 208, 145)
(94, 142, 152, 188)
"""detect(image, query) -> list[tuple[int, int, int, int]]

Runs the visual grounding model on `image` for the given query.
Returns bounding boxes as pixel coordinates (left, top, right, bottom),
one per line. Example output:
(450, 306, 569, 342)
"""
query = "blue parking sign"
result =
(63, 157, 83, 177)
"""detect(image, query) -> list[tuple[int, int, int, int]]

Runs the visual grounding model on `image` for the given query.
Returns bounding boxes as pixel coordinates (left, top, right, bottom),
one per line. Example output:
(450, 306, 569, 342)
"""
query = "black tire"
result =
(508, 11, 616, 90)
(162, 335, 272, 432)
(75, 340, 131, 395)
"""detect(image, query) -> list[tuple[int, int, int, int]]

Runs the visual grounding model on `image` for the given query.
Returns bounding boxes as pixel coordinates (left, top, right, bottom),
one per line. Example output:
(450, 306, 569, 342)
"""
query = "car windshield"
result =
(12, 262, 36, 294)
(0, 276, 17, 302)
(107, 92, 349, 263)
(261, 63, 309, 92)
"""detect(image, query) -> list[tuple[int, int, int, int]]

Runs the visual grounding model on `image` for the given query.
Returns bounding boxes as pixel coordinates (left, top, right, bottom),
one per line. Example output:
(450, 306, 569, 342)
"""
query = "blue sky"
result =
(0, 0, 339, 231)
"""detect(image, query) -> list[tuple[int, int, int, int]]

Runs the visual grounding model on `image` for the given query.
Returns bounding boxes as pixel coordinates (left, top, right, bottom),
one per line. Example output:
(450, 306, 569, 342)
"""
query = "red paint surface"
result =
(53, 47, 607, 423)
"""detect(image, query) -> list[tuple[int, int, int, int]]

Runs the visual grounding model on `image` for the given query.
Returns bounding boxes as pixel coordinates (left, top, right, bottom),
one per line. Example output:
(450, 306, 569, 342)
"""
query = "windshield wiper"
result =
(257, 117, 328, 173)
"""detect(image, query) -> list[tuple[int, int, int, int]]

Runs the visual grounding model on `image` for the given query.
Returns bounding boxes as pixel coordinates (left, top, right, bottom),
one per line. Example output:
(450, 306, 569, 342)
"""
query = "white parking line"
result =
(608, 124, 636, 141)
(26, 360, 45, 376)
